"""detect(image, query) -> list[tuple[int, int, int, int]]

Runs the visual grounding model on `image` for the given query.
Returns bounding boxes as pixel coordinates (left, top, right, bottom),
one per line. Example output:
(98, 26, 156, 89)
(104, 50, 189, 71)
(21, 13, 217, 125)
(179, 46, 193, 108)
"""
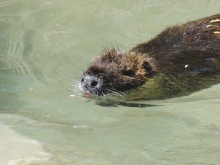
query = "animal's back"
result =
(131, 14, 220, 97)
(131, 14, 220, 57)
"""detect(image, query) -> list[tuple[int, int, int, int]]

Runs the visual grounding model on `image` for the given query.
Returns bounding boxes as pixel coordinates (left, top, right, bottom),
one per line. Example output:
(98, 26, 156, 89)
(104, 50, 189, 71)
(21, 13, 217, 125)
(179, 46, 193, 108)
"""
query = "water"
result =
(0, 0, 220, 164)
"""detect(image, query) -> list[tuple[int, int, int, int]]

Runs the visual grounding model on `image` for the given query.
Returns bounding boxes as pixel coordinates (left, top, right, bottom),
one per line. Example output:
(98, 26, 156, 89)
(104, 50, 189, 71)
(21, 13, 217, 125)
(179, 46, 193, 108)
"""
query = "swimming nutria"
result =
(78, 14, 220, 100)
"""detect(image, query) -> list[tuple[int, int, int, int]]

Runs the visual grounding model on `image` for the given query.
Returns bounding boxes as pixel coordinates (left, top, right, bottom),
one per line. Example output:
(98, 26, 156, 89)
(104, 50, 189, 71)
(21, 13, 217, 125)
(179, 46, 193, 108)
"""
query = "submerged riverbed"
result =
(0, 0, 220, 164)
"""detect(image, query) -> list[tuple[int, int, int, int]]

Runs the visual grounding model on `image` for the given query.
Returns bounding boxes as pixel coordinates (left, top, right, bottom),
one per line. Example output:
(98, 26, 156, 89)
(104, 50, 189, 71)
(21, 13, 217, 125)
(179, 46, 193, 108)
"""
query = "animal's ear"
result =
(142, 61, 151, 71)
(142, 61, 156, 78)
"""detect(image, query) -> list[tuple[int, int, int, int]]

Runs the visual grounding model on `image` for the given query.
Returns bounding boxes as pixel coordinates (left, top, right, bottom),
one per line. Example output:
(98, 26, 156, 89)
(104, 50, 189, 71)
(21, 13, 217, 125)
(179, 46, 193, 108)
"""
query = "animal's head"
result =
(77, 49, 156, 97)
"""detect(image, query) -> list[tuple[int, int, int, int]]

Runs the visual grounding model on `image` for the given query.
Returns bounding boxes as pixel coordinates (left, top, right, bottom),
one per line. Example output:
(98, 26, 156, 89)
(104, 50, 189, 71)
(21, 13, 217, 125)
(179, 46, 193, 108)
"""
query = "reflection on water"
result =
(0, 0, 220, 164)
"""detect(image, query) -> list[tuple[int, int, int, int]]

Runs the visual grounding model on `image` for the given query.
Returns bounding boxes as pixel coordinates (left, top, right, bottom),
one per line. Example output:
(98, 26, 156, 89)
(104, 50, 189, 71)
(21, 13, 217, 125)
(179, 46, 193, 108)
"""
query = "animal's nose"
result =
(81, 75, 98, 88)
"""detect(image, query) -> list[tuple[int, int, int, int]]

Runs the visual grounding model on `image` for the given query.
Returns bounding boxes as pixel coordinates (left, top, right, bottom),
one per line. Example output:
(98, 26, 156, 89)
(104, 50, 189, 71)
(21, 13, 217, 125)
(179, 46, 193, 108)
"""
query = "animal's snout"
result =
(80, 75, 99, 89)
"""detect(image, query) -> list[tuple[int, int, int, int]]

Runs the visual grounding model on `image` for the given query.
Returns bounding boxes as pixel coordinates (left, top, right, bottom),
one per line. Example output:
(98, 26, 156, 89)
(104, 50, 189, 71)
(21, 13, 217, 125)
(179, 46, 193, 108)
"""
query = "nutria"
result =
(77, 14, 220, 100)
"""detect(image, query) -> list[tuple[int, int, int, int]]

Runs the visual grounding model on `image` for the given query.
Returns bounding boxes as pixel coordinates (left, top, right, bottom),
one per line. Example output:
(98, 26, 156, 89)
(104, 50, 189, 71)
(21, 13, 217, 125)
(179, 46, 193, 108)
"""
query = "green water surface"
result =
(0, 0, 220, 164)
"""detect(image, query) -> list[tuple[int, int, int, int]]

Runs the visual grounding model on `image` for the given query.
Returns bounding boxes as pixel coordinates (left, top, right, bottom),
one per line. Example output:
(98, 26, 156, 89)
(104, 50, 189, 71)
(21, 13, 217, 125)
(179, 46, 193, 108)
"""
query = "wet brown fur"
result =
(78, 14, 220, 99)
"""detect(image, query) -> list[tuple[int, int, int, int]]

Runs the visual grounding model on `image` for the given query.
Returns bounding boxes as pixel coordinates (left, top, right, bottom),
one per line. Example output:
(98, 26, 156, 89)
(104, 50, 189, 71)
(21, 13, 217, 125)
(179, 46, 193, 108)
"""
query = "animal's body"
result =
(78, 14, 220, 100)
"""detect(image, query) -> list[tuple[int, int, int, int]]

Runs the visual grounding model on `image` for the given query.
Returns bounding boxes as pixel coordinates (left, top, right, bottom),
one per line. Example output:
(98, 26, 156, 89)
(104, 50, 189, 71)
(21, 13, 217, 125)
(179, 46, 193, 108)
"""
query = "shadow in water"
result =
(95, 99, 161, 108)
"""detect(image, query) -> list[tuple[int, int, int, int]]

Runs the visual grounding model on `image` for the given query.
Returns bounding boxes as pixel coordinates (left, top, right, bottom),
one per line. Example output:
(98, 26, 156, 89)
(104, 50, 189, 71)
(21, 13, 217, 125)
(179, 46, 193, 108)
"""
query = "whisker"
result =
(106, 89, 118, 95)
(106, 89, 124, 97)
(102, 93, 106, 97)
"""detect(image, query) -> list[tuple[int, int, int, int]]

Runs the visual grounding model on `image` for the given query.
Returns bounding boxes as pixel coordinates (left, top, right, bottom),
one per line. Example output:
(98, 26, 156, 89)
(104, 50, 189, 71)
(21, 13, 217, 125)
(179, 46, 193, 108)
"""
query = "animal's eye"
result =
(142, 61, 151, 71)
(122, 70, 134, 77)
